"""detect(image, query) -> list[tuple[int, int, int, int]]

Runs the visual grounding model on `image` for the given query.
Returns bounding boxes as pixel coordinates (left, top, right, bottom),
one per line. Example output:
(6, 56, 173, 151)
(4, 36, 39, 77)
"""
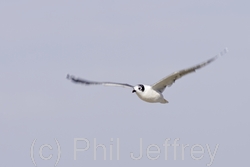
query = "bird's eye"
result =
(138, 84, 145, 92)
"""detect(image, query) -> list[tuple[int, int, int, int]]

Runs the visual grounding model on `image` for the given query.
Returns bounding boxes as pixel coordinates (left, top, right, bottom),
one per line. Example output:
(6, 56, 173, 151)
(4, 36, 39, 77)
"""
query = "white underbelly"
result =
(136, 90, 164, 103)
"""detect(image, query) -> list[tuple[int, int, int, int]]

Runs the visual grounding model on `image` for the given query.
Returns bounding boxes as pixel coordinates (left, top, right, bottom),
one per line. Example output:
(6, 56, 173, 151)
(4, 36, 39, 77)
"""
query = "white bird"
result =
(67, 48, 228, 104)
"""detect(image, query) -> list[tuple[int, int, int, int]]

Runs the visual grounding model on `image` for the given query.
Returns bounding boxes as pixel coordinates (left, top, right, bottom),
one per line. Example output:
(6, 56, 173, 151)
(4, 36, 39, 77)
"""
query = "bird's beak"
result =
(132, 90, 136, 93)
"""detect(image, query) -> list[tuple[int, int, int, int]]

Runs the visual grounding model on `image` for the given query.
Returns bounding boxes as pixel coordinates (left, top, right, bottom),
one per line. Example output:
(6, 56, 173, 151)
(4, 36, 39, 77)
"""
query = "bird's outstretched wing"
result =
(67, 74, 134, 89)
(152, 48, 228, 93)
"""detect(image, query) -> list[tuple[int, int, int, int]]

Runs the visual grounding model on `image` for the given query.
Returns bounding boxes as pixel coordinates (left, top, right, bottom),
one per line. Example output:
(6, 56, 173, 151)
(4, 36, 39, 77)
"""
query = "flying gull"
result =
(67, 48, 228, 104)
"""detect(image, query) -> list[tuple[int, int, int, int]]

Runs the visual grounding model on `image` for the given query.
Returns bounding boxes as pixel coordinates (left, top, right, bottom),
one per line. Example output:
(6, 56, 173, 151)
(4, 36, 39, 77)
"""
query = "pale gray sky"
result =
(1, 0, 249, 167)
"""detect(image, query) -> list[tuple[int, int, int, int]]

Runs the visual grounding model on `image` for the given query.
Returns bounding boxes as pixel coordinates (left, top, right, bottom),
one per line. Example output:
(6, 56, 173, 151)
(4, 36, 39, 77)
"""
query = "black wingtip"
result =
(66, 74, 80, 83)
(66, 74, 74, 80)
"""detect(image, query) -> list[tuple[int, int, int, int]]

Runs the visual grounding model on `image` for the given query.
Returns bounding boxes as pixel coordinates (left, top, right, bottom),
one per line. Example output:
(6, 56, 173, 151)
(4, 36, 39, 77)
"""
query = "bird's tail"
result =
(161, 99, 169, 104)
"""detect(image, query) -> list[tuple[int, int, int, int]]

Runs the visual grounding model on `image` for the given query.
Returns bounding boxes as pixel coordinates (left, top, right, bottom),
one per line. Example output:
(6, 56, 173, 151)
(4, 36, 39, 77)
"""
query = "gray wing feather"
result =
(67, 74, 134, 88)
(152, 48, 228, 93)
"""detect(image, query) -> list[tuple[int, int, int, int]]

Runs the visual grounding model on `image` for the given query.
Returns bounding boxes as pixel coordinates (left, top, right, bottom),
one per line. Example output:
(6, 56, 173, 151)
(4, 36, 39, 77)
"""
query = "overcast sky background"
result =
(1, 0, 249, 167)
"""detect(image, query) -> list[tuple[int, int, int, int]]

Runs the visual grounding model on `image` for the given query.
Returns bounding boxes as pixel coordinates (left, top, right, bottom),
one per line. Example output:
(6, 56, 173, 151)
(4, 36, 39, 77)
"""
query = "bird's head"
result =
(132, 84, 145, 93)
